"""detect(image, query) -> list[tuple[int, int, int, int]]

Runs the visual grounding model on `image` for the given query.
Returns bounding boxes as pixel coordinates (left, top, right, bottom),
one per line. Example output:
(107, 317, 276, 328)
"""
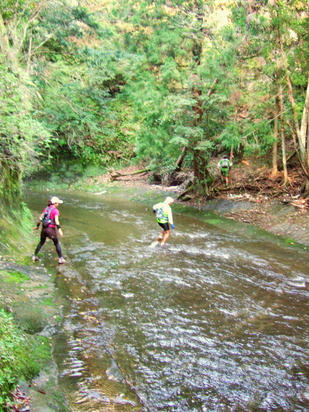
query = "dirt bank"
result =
(84, 164, 309, 247)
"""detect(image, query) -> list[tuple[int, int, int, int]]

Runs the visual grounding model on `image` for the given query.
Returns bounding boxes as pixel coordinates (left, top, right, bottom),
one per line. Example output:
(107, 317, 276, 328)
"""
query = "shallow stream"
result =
(26, 191, 309, 411)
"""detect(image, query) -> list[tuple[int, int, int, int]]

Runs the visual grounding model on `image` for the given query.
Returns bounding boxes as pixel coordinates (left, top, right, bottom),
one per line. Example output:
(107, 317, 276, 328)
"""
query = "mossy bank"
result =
(0, 210, 67, 410)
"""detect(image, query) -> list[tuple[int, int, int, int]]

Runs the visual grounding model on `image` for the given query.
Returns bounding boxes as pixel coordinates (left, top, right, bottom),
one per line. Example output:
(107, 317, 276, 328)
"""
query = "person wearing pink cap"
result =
(32, 196, 66, 264)
(152, 197, 175, 246)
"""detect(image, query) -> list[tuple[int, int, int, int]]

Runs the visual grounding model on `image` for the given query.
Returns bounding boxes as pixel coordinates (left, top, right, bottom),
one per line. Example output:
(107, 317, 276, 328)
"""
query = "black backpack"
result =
(41, 207, 53, 228)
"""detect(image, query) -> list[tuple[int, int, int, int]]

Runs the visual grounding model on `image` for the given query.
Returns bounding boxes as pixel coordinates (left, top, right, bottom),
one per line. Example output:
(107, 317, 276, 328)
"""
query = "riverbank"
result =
(0, 260, 65, 411)
(0, 208, 67, 410)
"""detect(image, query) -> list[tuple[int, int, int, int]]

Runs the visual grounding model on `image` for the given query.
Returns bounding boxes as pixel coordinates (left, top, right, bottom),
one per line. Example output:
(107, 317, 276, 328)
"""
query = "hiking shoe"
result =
(58, 257, 66, 264)
(32, 255, 40, 262)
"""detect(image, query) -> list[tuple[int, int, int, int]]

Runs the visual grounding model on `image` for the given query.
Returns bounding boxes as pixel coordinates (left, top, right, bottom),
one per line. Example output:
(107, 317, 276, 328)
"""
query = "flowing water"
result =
(26, 191, 309, 411)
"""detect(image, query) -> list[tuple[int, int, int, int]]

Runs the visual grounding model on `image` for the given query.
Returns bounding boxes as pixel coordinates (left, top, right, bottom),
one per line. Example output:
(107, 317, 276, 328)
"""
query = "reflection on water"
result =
(26, 192, 309, 411)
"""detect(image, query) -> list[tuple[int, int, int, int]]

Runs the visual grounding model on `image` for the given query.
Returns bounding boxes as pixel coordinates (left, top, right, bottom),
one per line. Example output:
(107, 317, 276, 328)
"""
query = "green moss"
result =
(12, 305, 48, 334)
(283, 237, 295, 245)
(41, 297, 54, 306)
(0, 309, 51, 409)
(0, 270, 29, 284)
(0, 206, 34, 262)
(204, 217, 224, 225)
(28, 335, 52, 365)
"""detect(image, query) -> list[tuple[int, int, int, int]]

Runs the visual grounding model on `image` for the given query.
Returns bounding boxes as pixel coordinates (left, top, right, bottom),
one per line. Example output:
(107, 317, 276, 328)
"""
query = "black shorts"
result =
(158, 222, 170, 231)
(42, 226, 58, 240)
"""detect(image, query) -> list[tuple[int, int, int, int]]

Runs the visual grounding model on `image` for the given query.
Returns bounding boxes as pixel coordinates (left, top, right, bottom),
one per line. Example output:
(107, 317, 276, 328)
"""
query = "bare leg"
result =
(157, 230, 165, 242)
(160, 230, 170, 246)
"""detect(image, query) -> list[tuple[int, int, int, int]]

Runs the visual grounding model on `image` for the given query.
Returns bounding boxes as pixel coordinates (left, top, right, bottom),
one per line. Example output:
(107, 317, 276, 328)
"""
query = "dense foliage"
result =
(0, 0, 308, 205)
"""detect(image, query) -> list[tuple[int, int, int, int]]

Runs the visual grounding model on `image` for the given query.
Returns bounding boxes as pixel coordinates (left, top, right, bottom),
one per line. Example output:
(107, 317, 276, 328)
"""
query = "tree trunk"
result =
(286, 75, 309, 185)
(300, 177, 309, 197)
(207, 78, 219, 97)
(175, 147, 187, 173)
(271, 96, 280, 176)
(278, 85, 289, 184)
(193, 150, 211, 195)
(300, 79, 309, 173)
(286, 75, 309, 170)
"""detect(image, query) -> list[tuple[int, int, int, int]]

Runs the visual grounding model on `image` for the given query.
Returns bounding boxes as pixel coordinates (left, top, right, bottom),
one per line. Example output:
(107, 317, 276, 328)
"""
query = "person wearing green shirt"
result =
(218, 155, 233, 187)
(152, 197, 175, 246)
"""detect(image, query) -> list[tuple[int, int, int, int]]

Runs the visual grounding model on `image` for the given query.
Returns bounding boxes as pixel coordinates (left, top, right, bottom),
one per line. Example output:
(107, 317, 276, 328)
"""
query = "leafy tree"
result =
(1, 0, 125, 186)
(0, 8, 50, 209)
(109, 0, 234, 192)
(26, 1, 139, 169)
(233, 0, 309, 190)
(1, 0, 308, 199)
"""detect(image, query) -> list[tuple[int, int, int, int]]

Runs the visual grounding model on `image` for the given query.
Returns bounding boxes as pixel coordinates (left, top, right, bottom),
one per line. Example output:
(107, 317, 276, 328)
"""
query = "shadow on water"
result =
(25, 191, 309, 411)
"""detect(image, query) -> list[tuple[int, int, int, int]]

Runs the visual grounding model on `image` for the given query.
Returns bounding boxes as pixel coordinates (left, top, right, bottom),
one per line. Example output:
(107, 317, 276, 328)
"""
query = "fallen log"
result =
(109, 167, 152, 181)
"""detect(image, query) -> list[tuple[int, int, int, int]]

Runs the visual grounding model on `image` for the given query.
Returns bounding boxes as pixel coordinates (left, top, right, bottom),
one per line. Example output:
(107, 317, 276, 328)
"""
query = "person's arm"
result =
(34, 212, 44, 230)
(153, 203, 162, 213)
(54, 214, 63, 237)
(167, 206, 174, 225)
